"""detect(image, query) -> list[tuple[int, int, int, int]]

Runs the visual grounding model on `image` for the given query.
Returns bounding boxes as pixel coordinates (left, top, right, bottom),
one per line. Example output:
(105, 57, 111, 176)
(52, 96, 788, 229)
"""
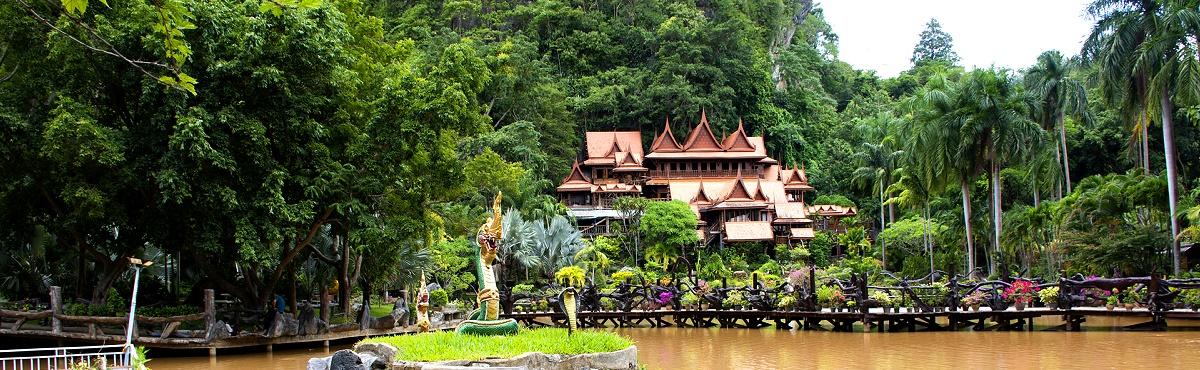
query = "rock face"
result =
(391, 346, 638, 370)
(308, 349, 390, 370)
(298, 305, 329, 335)
(392, 296, 410, 325)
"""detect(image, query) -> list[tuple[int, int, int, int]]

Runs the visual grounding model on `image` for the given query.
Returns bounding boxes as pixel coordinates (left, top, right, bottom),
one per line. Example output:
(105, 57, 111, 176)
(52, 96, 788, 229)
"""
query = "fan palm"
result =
(530, 215, 584, 280)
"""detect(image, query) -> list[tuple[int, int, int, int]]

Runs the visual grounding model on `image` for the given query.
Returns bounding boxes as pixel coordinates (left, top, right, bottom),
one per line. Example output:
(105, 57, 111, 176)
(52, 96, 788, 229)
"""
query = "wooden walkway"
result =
(506, 307, 1200, 332)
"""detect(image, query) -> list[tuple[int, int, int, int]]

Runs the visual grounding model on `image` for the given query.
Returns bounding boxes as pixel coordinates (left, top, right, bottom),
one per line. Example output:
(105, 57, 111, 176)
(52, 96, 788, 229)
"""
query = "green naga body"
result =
(455, 193, 519, 336)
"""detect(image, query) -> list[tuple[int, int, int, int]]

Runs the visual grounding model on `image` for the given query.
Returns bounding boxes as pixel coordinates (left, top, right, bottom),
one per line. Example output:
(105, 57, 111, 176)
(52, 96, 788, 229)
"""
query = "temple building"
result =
(557, 111, 855, 247)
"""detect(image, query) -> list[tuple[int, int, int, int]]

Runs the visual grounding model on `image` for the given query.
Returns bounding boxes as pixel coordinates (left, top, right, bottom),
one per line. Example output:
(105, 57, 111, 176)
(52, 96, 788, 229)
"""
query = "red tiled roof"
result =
(721, 119, 756, 152)
(583, 131, 643, 166)
(556, 159, 593, 192)
(725, 221, 775, 241)
(650, 117, 682, 153)
(681, 110, 724, 152)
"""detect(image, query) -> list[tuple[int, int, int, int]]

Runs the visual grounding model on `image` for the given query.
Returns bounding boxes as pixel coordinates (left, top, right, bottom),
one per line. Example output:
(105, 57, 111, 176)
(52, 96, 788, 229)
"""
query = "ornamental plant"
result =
(778, 295, 798, 310)
(869, 291, 892, 307)
(680, 292, 700, 308)
(555, 266, 587, 287)
(655, 291, 675, 305)
(816, 285, 844, 307)
(961, 290, 988, 307)
(1038, 286, 1060, 305)
(723, 290, 749, 309)
(1001, 280, 1038, 305)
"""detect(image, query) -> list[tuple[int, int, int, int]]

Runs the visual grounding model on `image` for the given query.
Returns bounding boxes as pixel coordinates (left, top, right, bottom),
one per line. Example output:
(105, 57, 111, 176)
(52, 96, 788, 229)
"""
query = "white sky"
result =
(820, 0, 1095, 77)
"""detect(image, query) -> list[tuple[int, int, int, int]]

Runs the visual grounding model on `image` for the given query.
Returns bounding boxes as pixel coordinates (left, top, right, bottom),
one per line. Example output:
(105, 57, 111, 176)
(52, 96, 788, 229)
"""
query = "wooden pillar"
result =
(204, 289, 216, 340)
(50, 286, 62, 334)
(320, 286, 331, 325)
(208, 347, 216, 357)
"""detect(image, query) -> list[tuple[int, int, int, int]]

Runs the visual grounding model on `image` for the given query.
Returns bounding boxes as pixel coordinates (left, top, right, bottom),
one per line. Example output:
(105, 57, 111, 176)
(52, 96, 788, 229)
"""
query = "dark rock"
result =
(206, 320, 231, 341)
(267, 313, 300, 338)
(330, 349, 365, 370)
(392, 296, 409, 324)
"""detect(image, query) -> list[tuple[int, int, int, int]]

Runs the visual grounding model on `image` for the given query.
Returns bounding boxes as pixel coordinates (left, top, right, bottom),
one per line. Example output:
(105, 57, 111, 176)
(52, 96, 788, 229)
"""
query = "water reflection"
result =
(150, 317, 1200, 370)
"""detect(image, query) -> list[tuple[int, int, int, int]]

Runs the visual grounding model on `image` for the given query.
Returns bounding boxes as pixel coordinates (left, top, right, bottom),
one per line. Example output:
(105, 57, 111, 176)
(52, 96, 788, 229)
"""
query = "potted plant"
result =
(723, 290, 749, 310)
(779, 295, 798, 311)
(961, 291, 987, 312)
(1039, 286, 1060, 310)
(1106, 295, 1118, 311)
(655, 291, 675, 310)
(681, 291, 700, 310)
(870, 291, 892, 313)
(816, 285, 840, 311)
(1124, 288, 1141, 311)
(1002, 280, 1038, 311)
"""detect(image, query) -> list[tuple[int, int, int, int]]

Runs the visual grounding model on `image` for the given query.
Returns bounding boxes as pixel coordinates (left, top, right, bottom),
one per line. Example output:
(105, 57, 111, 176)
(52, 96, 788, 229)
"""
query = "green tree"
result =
(639, 200, 699, 272)
(911, 18, 960, 66)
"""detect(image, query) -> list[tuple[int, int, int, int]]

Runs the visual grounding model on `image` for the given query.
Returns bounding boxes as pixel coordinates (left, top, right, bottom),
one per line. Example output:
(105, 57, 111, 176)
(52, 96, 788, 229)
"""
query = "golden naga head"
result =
(417, 273, 430, 309)
(477, 192, 503, 264)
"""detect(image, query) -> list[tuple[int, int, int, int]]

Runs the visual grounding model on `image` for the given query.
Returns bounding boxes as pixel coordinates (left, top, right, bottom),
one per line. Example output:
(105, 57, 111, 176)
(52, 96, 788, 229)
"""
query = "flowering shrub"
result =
(1002, 280, 1039, 304)
(1038, 287, 1060, 305)
(787, 269, 809, 288)
(655, 291, 675, 305)
(695, 279, 711, 295)
(961, 290, 988, 306)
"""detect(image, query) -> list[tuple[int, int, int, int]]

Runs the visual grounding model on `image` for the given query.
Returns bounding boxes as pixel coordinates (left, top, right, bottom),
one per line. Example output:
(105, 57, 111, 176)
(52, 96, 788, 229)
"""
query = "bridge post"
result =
(204, 289, 215, 342)
(50, 286, 61, 334)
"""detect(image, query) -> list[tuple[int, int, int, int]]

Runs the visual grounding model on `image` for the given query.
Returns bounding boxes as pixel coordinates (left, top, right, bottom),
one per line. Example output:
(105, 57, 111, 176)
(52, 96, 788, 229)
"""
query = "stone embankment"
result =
(307, 342, 638, 370)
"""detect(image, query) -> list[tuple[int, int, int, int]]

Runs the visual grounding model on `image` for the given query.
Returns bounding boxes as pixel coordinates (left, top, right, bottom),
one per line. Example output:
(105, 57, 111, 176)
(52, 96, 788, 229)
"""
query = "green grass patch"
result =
(369, 303, 393, 318)
(359, 328, 632, 362)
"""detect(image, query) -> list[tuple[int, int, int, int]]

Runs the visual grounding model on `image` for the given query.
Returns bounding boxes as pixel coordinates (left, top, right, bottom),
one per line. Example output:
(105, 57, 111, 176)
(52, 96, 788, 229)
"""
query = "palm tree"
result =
(852, 112, 904, 266)
(1024, 50, 1090, 195)
(1084, 0, 1200, 275)
(902, 70, 986, 274)
(954, 69, 1044, 275)
(1082, 0, 1161, 175)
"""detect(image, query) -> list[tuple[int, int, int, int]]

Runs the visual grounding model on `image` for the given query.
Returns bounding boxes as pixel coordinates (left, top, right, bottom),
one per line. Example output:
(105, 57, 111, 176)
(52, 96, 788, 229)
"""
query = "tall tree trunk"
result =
(1032, 171, 1041, 207)
(1058, 111, 1072, 193)
(960, 181, 975, 275)
(339, 233, 352, 314)
(924, 202, 933, 280)
(1142, 111, 1151, 174)
(879, 179, 887, 269)
(1053, 135, 1064, 200)
(1160, 92, 1181, 276)
(990, 148, 1003, 277)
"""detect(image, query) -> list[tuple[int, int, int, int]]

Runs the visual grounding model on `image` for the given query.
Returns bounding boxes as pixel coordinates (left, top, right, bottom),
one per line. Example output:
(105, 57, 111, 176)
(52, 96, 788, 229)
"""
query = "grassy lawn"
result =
(359, 328, 632, 362)
(369, 303, 393, 318)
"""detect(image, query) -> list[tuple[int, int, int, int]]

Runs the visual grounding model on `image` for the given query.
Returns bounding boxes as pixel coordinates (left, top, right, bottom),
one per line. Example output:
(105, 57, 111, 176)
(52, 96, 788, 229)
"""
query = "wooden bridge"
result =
(505, 306, 1200, 332)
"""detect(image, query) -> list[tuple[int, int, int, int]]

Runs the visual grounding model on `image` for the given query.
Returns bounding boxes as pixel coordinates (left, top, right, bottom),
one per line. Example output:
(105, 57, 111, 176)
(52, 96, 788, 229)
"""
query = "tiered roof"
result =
(650, 118, 683, 152)
(780, 163, 814, 191)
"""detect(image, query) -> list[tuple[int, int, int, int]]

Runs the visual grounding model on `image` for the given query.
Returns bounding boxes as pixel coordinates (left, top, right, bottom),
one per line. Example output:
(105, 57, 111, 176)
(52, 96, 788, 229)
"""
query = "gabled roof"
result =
(721, 119, 756, 152)
(721, 173, 754, 202)
(650, 117, 683, 152)
(557, 159, 593, 192)
(681, 110, 724, 152)
(690, 179, 714, 204)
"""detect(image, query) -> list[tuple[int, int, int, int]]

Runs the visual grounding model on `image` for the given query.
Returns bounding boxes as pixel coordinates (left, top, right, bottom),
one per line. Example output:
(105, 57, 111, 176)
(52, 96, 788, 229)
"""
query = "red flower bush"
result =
(1002, 280, 1039, 304)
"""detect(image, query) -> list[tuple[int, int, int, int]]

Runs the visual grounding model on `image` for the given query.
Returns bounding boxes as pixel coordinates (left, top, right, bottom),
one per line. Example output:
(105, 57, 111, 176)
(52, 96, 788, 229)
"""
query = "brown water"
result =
(151, 318, 1200, 370)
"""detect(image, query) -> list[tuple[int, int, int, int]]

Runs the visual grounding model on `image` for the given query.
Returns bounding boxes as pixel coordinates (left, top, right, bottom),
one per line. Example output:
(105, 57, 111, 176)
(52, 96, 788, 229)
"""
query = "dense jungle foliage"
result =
(1, 0, 1198, 314)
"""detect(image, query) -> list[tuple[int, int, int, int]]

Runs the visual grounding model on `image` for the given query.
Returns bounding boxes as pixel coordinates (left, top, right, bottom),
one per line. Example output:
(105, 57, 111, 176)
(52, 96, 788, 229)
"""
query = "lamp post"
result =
(125, 257, 154, 366)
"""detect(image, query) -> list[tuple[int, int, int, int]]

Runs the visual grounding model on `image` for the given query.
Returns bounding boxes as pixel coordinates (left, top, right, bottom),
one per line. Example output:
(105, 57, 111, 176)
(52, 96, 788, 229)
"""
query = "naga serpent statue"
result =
(454, 193, 520, 335)
(559, 287, 579, 335)
(416, 273, 431, 333)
